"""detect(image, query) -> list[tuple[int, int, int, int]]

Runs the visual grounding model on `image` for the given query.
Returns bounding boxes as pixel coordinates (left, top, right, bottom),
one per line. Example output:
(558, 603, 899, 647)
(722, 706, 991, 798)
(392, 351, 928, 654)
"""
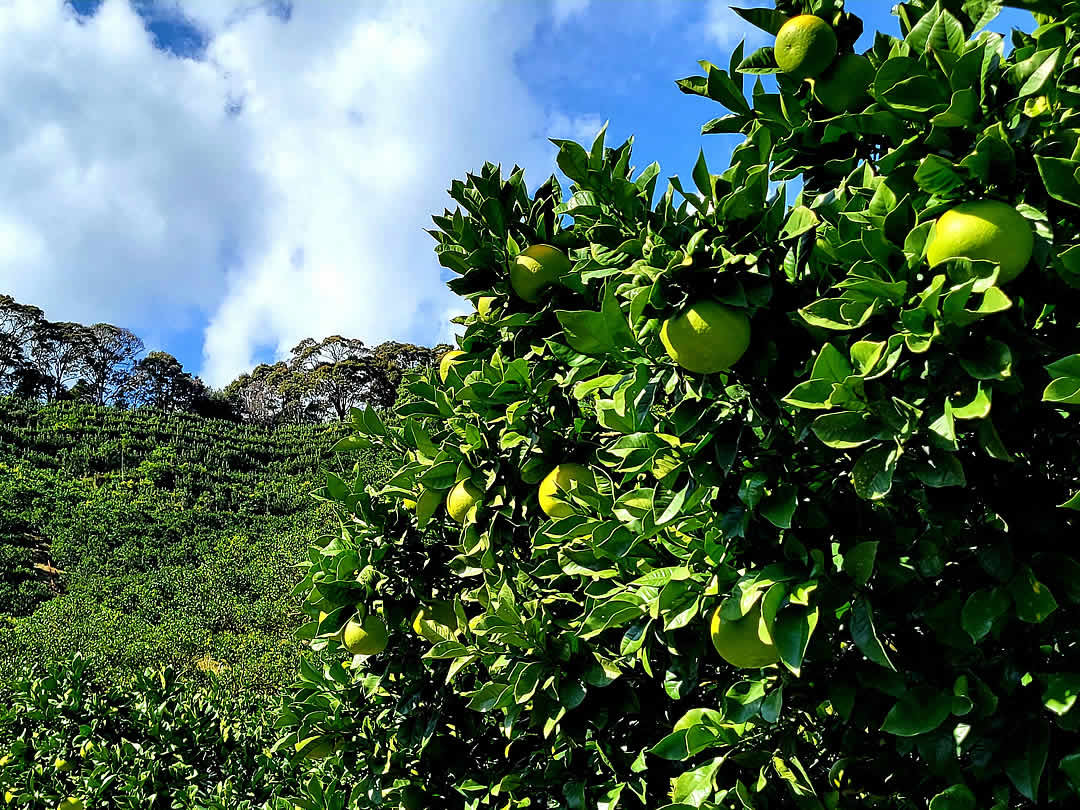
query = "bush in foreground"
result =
(280, 1, 1080, 807)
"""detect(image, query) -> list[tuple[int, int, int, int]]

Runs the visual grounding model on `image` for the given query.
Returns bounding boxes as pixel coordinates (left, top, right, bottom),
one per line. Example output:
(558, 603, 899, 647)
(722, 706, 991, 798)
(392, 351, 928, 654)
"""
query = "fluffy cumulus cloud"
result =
(0, 0, 599, 386)
(703, 0, 773, 50)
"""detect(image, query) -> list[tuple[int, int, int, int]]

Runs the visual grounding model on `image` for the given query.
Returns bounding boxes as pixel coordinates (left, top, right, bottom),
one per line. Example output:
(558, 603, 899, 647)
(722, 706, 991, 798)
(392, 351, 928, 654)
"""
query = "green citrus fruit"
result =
(413, 601, 459, 643)
(57, 800, 84, 810)
(446, 479, 482, 523)
(710, 600, 781, 669)
(476, 296, 497, 320)
(402, 497, 417, 509)
(439, 350, 466, 382)
(775, 15, 838, 80)
(813, 53, 874, 114)
(538, 463, 595, 519)
(510, 244, 570, 303)
(53, 757, 73, 772)
(342, 615, 388, 656)
(660, 300, 750, 374)
(926, 200, 1034, 283)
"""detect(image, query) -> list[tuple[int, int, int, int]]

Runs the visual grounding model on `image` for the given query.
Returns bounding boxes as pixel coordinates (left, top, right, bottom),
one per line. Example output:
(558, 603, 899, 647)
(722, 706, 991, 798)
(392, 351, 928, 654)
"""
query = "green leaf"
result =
(843, 541, 879, 587)
(730, 7, 788, 35)
(851, 595, 896, 670)
(783, 206, 820, 239)
(557, 309, 614, 355)
(1035, 156, 1080, 208)
(1043, 377, 1080, 404)
(851, 444, 899, 500)
(759, 485, 798, 529)
(915, 155, 966, 195)
(1060, 752, 1080, 791)
(782, 379, 835, 410)
(799, 297, 876, 331)
(692, 149, 711, 200)
(1005, 721, 1050, 801)
(961, 587, 1011, 642)
(1009, 566, 1058, 624)
(419, 461, 458, 490)
(580, 595, 646, 639)
(812, 411, 880, 449)
(1046, 354, 1080, 379)
(881, 687, 954, 737)
(811, 343, 853, 382)
(1042, 674, 1080, 716)
(952, 386, 991, 419)
(738, 46, 780, 74)
(1017, 48, 1060, 98)
(671, 757, 723, 805)
(774, 605, 818, 676)
(928, 784, 976, 810)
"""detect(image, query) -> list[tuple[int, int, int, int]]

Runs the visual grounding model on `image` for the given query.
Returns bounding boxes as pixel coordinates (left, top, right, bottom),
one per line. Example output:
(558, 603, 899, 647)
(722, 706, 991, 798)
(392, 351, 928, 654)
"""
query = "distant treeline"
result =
(0, 293, 448, 425)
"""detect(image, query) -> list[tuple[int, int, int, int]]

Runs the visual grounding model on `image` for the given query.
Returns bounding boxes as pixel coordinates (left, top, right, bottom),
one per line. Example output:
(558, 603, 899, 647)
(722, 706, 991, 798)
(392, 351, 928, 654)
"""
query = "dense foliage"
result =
(0, 655, 295, 809)
(280, 1, 1080, 808)
(0, 396, 394, 689)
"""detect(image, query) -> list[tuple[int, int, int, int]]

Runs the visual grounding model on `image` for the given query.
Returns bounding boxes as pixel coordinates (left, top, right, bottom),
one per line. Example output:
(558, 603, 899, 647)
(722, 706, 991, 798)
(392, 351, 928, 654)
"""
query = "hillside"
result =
(0, 396, 392, 690)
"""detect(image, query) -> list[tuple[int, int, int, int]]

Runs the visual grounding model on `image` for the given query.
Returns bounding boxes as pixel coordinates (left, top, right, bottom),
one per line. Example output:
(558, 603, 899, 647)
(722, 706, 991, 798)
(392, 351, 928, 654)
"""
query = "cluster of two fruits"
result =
(775, 17, 1035, 282)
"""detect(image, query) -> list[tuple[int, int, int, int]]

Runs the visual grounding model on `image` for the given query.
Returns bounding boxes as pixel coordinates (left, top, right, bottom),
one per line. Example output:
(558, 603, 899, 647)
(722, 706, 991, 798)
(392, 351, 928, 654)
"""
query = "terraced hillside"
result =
(0, 397, 392, 690)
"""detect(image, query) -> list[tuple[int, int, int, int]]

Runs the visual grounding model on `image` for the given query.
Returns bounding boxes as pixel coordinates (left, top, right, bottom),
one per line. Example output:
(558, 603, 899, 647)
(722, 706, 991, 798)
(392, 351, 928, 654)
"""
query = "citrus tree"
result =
(280, 0, 1080, 807)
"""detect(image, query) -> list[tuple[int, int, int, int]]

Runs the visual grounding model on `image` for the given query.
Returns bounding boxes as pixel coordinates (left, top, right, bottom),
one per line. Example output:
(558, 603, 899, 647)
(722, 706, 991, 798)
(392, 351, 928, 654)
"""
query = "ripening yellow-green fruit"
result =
(57, 800, 85, 810)
(446, 479, 482, 523)
(926, 200, 1034, 283)
(660, 300, 750, 374)
(813, 53, 874, 114)
(53, 757, 73, 772)
(538, 463, 595, 519)
(413, 601, 459, 644)
(510, 244, 570, 303)
(709, 600, 781, 669)
(439, 350, 466, 382)
(775, 15, 838, 80)
(342, 615, 388, 656)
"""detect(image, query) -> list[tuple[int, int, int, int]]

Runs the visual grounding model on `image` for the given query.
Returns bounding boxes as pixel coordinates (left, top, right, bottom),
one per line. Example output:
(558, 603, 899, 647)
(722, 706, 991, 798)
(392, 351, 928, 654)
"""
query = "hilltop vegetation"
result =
(0, 396, 398, 690)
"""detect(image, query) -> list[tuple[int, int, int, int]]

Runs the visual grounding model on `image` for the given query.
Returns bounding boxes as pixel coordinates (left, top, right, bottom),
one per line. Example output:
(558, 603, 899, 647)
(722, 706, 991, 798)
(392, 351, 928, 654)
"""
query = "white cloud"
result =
(703, 0, 771, 50)
(548, 112, 606, 146)
(551, 0, 591, 26)
(0, 0, 577, 387)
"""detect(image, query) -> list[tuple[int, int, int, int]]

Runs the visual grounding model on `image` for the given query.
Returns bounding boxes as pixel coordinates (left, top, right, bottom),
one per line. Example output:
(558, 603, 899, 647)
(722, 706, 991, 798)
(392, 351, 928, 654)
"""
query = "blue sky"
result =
(0, 1, 1036, 387)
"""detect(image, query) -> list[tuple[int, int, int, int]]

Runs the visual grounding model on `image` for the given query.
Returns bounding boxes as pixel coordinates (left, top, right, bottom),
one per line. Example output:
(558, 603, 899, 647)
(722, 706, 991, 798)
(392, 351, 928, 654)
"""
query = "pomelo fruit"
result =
(342, 615, 388, 655)
(926, 200, 1034, 283)
(439, 350, 466, 382)
(510, 244, 569, 303)
(775, 15, 838, 80)
(660, 300, 750, 374)
(813, 53, 874, 114)
(57, 800, 84, 810)
(710, 600, 781, 669)
(446, 479, 482, 523)
(413, 601, 459, 643)
(538, 463, 595, 519)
